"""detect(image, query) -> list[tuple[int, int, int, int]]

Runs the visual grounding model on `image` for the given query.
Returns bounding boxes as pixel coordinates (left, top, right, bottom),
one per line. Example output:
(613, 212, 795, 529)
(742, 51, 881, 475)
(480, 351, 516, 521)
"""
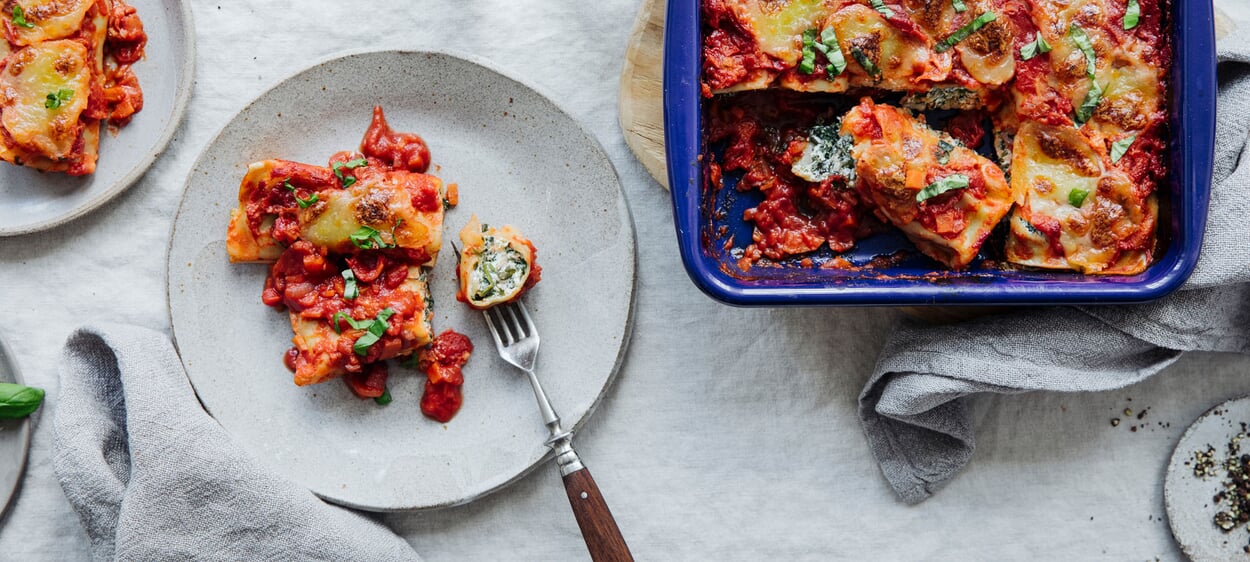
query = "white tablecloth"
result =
(1, 1, 1247, 559)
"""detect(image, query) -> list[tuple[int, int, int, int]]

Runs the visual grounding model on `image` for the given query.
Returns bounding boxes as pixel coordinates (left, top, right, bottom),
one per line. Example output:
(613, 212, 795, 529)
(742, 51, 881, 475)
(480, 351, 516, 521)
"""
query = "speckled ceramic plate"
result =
(167, 50, 635, 511)
(0, 334, 32, 523)
(1165, 396, 1250, 560)
(0, 0, 195, 236)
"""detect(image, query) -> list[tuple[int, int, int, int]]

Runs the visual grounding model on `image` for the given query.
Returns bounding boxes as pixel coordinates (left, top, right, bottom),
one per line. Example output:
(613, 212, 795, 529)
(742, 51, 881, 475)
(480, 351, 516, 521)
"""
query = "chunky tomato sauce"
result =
(708, 93, 871, 269)
(418, 330, 473, 423)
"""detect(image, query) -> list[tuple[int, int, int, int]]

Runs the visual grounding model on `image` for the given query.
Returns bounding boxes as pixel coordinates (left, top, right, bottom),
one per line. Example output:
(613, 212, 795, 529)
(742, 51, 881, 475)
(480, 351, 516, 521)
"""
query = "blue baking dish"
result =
(663, 0, 1216, 306)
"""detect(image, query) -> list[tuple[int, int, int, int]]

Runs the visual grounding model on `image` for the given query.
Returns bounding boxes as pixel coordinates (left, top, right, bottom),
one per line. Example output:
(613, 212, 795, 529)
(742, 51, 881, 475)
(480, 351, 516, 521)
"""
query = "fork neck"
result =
(522, 369, 584, 476)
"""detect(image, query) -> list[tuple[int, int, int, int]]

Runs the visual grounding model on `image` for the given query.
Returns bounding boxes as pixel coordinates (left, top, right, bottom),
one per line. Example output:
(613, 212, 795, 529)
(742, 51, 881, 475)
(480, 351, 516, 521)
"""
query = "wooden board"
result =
(618, 0, 1233, 322)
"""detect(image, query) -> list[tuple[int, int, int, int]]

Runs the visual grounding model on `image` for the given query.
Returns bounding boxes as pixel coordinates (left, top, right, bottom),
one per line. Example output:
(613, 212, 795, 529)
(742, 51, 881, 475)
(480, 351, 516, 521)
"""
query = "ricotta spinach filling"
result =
(469, 237, 528, 302)
(791, 121, 857, 184)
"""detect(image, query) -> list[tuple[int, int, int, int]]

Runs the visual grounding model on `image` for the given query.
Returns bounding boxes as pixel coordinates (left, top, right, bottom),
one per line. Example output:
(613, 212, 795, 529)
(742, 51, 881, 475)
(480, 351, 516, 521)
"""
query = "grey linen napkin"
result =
(53, 324, 421, 561)
(860, 32, 1250, 504)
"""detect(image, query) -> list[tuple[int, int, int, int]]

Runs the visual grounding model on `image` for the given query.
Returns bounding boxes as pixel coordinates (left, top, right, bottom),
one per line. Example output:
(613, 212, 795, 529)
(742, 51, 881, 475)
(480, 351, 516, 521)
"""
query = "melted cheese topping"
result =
(732, 0, 833, 65)
(6, 0, 93, 46)
(226, 160, 445, 265)
(0, 40, 91, 157)
(1005, 121, 1154, 273)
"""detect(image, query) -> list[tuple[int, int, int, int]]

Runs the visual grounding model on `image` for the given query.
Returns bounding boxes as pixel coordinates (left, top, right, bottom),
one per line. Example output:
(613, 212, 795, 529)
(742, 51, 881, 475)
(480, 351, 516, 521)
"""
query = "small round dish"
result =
(0, 0, 196, 236)
(1165, 396, 1250, 560)
(167, 50, 636, 511)
(0, 334, 32, 523)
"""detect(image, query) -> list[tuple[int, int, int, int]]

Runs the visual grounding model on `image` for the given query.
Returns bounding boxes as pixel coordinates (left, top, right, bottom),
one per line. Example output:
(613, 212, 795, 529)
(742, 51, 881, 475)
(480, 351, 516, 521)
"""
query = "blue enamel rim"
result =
(663, 0, 1216, 306)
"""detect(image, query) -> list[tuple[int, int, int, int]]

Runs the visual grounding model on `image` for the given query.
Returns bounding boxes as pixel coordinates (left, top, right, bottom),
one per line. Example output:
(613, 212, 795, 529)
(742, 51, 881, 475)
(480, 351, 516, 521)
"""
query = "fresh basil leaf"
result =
(952, 0, 967, 13)
(374, 388, 392, 405)
(349, 225, 396, 250)
(799, 28, 818, 74)
(1110, 135, 1137, 163)
(44, 89, 72, 109)
(0, 383, 44, 419)
(352, 307, 397, 356)
(871, 0, 893, 19)
(916, 174, 971, 202)
(849, 46, 882, 78)
(819, 27, 847, 76)
(936, 139, 956, 165)
(332, 158, 368, 188)
(936, 12, 997, 53)
(342, 269, 359, 300)
(1068, 188, 1090, 207)
(1069, 24, 1097, 79)
(1020, 34, 1052, 60)
(11, 6, 33, 29)
(1124, 0, 1140, 30)
(399, 354, 419, 369)
(1074, 79, 1103, 126)
(284, 180, 318, 209)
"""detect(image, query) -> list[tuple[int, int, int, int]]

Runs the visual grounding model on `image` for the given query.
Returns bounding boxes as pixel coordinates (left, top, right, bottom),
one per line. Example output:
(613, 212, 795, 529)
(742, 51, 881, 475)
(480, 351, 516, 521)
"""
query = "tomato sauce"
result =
(418, 330, 473, 423)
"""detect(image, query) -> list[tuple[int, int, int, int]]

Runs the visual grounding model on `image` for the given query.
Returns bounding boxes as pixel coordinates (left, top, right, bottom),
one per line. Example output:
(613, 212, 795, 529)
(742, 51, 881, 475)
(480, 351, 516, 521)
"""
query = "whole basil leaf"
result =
(0, 383, 45, 418)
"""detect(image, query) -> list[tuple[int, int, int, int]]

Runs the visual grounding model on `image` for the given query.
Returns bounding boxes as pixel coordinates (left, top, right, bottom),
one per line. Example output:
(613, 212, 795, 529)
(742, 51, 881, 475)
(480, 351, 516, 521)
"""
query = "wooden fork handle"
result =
(562, 466, 634, 562)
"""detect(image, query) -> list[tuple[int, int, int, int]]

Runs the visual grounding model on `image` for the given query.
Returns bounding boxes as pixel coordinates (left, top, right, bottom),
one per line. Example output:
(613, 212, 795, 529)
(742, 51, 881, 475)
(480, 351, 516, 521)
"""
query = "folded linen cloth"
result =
(860, 31, 1250, 504)
(52, 324, 420, 561)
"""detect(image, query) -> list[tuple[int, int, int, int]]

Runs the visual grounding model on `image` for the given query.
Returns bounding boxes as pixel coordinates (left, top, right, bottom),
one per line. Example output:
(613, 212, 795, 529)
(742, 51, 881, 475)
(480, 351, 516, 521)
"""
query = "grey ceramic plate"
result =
(167, 50, 636, 511)
(1165, 396, 1250, 560)
(0, 334, 31, 522)
(0, 0, 195, 236)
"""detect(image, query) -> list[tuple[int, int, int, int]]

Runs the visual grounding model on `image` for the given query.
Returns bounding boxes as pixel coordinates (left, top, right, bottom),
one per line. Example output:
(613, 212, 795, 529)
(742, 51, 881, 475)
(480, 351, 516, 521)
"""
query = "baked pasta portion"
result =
(228, 107, 452, 390)
(842, 98, 1013, 269)
(0, 0, 147, 175)
(456, 215, 541, 309)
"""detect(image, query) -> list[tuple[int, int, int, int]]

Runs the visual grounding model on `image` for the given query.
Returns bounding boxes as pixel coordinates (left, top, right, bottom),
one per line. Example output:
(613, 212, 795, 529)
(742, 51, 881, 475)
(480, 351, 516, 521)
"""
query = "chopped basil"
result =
(374, 388, 392, 405)
(936, 139, 957, 165)
(332, 158, 368, 188)
(399, 354, 419, 369)
(871, 0, 893, 18)
(0, 383, 44, 419)
(951, 0, 967, 13)
(936, 12, 997, 53)
(849, 46, 882, 78)
(1124, 0, 1140, 30)
(11, 5, 33, 29)
(799, 29, 818, 74)
(1069, 24, 1102, 126)
(349, 223, 399, 250)
(44, 89, 73, 109)
(1020, 34, 1052, 60)
(1068, 188, 1090, 207)
(284, 180, 318, 209)
(1110, 135, 1137, 163)
(1074, 79, 1103, 126)
(813, 27, 847, 77)
(1069, 24, 1097, 79)
(352, 307, 397, 356)
(916, 174, 970, 202)
(342, 269, 359, 299)
(333, 311, 371, 334)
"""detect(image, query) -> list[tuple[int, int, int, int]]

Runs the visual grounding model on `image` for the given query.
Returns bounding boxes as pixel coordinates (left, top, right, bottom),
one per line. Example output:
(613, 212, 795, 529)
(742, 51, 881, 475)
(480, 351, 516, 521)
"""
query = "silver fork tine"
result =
(484, 309, 506, 349)
(517, 301, 537, 337)
(503, 304, 524, 338)
(495, 308, 514, 345)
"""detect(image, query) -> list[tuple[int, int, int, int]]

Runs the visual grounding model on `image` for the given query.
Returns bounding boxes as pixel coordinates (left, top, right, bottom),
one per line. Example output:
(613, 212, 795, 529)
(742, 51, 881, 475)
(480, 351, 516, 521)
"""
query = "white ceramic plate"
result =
(0, 0, 195, 236)
(167, 50, 636, 511)
(0, 335, 31, 523)
(1165, 396, 1250, 560)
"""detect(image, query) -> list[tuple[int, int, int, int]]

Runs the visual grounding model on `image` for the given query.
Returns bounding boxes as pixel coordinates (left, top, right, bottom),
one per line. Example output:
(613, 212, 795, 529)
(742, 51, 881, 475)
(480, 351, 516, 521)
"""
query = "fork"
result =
(483, 301, 634, 562)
